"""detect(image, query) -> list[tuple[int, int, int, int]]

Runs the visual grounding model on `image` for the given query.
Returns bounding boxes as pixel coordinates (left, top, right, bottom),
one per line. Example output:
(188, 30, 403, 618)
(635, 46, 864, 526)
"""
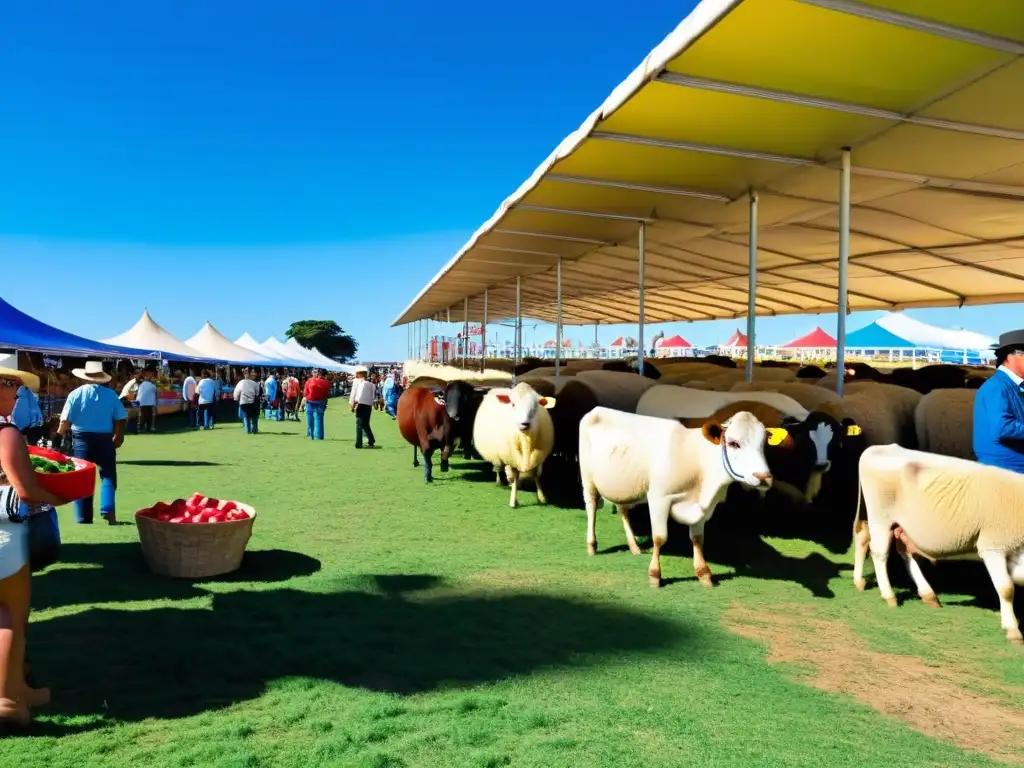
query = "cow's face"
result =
(494, 383, 556, 432)
(703, 410, 778, 489)
(781, 412, 837, 473)
(444, 382, 464, 421)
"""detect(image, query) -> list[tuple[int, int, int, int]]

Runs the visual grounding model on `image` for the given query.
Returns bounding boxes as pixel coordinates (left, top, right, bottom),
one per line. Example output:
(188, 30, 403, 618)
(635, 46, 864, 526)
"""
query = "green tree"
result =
(285, 320, 358, 362)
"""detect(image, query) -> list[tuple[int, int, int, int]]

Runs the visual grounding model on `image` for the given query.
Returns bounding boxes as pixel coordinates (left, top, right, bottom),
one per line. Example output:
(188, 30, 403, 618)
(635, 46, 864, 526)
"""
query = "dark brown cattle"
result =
(397, 387, 455, 483)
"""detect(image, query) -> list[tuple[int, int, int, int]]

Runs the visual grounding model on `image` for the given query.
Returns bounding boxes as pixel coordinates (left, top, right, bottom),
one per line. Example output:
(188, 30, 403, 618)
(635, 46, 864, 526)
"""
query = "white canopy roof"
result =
(394, 0, 1024, 327)
(876, 312, 996, 352)
(234, 333, 309, 366)
(284, 337, 354, 372)
(262, 336, 314, 367)
(186, 322, 270, 364)
(102, 309, 215, 361)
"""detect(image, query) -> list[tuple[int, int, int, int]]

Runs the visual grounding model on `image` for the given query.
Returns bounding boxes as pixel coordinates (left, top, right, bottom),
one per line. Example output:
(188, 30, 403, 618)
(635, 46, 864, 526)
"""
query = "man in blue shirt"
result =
(973, 330, 1024, 473)
(56, 361, 127, 524)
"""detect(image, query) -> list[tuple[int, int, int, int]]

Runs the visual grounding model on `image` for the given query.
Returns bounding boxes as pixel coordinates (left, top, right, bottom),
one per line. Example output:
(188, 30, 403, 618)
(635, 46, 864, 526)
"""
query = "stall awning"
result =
(394, 0, 1024, 328)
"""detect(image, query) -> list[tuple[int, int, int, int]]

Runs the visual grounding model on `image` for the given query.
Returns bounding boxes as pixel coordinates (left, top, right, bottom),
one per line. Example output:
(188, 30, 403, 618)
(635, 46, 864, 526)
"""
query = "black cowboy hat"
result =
(992, 329, 1024, 353)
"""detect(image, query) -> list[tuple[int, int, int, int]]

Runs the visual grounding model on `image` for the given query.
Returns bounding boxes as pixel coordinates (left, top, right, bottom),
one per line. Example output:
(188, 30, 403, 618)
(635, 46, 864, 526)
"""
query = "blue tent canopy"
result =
(0, 297, 159, 358)
(845, 322, 917, 349)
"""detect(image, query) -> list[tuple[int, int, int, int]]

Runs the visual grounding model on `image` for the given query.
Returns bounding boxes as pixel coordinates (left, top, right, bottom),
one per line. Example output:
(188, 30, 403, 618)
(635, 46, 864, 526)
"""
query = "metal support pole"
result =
(482, 289, 488, 373)
(637, 221, 646, 376)
(515, 276, 522, 366)
(837, 147, 851, 397)
(746, 190, 758, 383)
(463, 297, 469, 369)
(406, 323, 410, 360)
(555, 256, 563, 376)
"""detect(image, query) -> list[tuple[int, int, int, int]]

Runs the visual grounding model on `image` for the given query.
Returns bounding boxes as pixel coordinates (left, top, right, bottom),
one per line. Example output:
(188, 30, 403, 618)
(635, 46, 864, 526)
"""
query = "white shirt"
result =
(182, 376, 197, 401)
(1000, 365, 1023, 387)
(233, 378, 260, 405)
(137, 380, 158, 407)
(349, 378, 375, 407)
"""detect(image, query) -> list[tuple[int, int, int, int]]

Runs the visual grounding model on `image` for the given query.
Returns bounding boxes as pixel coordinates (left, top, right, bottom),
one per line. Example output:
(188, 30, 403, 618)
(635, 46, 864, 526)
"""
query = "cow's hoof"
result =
(884, 595, 898, 608)
(587, 543, 597, 556)
(648, 575, 661, 589)
(697, 573, 714, 588)
(853, 578, 867, 591)
(921, 592, 941, 608)
(629, 545, 643, 556)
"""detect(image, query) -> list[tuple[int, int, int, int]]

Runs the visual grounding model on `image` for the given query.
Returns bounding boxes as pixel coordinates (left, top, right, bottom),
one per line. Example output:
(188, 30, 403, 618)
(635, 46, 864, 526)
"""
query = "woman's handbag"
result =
(28, 505, 61, 573)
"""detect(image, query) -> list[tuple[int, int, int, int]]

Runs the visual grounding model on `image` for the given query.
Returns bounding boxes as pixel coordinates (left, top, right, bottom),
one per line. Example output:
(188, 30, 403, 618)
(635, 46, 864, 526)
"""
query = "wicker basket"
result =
(136, 502, 256, 578)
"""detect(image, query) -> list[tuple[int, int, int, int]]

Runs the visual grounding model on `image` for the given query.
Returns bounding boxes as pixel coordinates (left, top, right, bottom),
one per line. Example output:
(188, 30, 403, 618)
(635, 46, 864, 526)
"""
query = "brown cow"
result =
(397, 387, 455, 483)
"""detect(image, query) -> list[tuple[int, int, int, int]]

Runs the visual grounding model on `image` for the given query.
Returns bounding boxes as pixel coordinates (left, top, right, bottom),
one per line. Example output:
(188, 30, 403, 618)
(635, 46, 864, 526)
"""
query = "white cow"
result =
(636, 384, 809, 421)
(853, 444, 1024, 644)
(579, 407, 784, 588)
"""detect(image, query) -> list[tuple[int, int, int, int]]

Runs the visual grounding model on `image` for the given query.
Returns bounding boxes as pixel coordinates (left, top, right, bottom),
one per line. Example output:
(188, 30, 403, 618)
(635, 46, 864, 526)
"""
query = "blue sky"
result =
(0, 1, 1014, 359)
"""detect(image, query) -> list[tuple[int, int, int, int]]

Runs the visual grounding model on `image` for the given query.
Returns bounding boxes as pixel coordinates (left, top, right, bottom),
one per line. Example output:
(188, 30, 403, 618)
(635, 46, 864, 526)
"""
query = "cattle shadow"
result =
(859, 556, 1024, 613)
(620, 496, 852, 599)
(27, 576, 694, 731)
(119, 460, 222, 467)
(32, 544, 322, 611)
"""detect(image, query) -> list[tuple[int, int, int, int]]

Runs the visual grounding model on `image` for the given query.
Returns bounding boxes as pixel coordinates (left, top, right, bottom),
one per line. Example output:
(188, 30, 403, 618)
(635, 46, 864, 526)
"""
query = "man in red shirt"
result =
(303, 369, 331, 440)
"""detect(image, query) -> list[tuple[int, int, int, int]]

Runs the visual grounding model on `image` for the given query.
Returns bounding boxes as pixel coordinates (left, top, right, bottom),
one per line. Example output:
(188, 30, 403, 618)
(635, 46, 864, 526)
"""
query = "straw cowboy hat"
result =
(72, 360, 112, 384)
(353, 365, 368, 376)
(0, 367, 40, 393)
(992, 329, 1024, 355)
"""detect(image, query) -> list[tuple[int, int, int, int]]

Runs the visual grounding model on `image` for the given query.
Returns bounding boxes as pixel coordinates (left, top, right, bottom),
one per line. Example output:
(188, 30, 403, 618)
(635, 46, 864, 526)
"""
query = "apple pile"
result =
(137, 493, 251, 524)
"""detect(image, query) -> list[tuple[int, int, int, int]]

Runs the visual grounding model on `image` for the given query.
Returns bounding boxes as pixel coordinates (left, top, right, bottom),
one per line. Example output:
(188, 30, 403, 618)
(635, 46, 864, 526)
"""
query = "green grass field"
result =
(3, 404, 1022, 767)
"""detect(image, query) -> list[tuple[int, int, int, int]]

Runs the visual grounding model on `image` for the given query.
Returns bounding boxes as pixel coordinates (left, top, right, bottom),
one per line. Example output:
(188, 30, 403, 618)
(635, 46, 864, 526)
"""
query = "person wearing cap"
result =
(302, 368, 330, 440)
(0, 367, 66, 725)
(973, 329, 1024, 473)
(8, 370, 44, 444)
(349, 366, 376, 448)
(55, 361, 127, 525)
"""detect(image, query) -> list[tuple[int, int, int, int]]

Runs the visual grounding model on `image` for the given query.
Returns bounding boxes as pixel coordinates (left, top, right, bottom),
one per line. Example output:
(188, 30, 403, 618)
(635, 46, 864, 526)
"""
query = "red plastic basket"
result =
(27, 445, 97, 502)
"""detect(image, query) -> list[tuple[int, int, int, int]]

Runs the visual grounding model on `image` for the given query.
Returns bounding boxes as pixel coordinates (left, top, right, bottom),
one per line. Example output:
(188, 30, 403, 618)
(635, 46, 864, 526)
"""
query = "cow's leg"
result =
(617, 505, 642, 555)
(506, 465, 519, 508)
(534, 463, 547, 505)
(868, 521, 898, 607)
(494, 465, 504, 486)
(979, 550, 1023, 644)
(895, 540, 940, 607)
(689, 518, 714, 588)
(423, 448, 434, 484)
(412, 444, 419, 468)
(439, 440, 451, 472)
(852, 518, 870, 591)
(583, 482, 599, 556)
(647, 496, 671, 589)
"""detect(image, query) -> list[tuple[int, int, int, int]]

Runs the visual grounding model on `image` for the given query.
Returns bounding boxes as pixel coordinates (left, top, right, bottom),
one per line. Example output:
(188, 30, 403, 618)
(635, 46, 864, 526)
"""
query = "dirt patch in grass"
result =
(723, 603, 1024, 763)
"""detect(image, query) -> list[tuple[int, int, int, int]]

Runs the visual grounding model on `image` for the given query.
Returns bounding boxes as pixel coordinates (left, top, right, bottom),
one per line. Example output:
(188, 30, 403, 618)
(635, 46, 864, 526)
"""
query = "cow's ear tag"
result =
(766, 427, 788, 446)
(846, 424, 862, 437)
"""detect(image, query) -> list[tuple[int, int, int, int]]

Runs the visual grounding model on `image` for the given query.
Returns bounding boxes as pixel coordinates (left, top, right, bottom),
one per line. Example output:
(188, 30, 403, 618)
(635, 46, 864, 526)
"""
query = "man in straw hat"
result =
(55, 361, 127, 524)
(973, 329, 1024, 473)
(349, 365, 376, 448)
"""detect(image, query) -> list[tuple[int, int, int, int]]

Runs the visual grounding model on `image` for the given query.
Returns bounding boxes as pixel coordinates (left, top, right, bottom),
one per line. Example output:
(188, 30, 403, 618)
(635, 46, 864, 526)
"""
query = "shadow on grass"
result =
(120, 460, 222, 467)
(32, 544, 322, 611)
(29, 575, 693, 730)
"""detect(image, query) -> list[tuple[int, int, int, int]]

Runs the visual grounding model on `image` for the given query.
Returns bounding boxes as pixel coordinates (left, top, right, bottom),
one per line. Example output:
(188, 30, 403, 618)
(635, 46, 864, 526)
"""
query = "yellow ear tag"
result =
(766, 428, 788, 446)
(846, 424, 863, 437)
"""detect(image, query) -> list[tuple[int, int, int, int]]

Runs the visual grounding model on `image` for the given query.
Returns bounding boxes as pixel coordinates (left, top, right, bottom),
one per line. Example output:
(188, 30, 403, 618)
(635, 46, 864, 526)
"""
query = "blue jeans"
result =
(185, 403, 198, 427)
(306, 400, 326, 440)
(239, 404, 259, 433)
(71, 432, 117, 524)
(200, 403, 215, 428)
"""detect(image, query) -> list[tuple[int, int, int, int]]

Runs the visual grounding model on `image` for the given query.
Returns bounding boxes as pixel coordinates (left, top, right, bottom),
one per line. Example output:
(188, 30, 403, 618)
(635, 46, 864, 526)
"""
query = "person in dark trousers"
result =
(349, 366, 376, 448)
(55, 361, 127, 524)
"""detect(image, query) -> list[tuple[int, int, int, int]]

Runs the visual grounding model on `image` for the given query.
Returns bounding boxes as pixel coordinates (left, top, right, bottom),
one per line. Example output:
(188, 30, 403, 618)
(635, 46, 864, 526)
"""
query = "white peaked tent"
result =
(285, 337, 342, 372)
(262, 336, 314, 368)
(186, 322, 272, 364)
(102, 309, 217, 362)
(876, 312, 995, 353)
(234, 333, 308, 366)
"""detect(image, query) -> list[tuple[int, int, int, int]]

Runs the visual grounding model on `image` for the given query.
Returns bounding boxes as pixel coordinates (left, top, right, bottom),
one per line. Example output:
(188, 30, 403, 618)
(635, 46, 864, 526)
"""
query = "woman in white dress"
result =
(0, 368, 66, 725)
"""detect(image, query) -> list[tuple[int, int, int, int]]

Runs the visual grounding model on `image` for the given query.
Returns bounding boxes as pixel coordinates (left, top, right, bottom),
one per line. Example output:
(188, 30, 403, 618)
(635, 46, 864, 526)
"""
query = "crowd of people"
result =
(0, 356, 407, 725)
